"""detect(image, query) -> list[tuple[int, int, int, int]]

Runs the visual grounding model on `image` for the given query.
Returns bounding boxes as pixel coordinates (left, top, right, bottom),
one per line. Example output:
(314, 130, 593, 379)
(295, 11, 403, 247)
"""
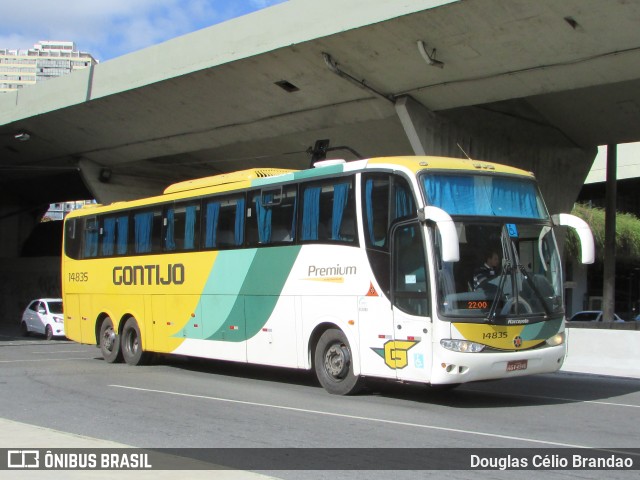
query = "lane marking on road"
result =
(0, 357, 95, 363)
(463, 389, 640, 409)
(31, 350, 92, 354)
(110, 384, 593, 449)
(0, 341, 74, 347)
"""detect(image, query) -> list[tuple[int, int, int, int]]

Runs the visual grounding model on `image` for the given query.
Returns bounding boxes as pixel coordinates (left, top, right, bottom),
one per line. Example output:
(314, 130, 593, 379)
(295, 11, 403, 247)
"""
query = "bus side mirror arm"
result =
(418, 206, 460, 262)
(552, 213, 595, 264)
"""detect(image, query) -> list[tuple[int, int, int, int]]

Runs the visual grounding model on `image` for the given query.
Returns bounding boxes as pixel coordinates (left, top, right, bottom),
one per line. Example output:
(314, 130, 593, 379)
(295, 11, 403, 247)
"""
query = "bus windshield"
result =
(434, 221, 563, 321)
(422, 173, 561, 322)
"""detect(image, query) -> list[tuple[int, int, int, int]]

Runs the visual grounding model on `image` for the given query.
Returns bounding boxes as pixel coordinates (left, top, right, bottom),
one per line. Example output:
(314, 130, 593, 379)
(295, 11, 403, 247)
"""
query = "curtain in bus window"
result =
(116, 216, 128, 255)
(395, 184, 414, 219)
(365, 179, 375, 244)
(256, 194, 272, 244)
(290, 195, 298, 240)
(424, 175, 478, 215)
(101, 217, 116, 256)
(134, 212, 154, 253)
(490, 177, 541, 218)
(234, 198, 245, 246)
(84, 220, 99, 258)
(302, 186, 321, 241)
(205, 202, 220, 248)
(184, 206, 196, 250)
(332, 183, 349, 240)
(165, 208, 176, 251)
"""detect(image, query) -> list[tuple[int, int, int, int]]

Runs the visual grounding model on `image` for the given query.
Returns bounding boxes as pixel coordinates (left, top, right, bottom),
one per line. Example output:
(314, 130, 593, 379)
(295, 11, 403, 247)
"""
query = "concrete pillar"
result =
(78, 159, 167, 205)
(0, 257, 61, 327)
(603, 144, 617, 321)
(393, 95, 597, 215)
(0, 203, 44, 258)
(395, 96, 429, 156)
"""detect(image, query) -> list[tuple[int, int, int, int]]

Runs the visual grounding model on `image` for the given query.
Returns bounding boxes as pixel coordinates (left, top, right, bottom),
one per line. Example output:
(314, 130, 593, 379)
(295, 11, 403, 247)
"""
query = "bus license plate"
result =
(506, 360, 528, 372)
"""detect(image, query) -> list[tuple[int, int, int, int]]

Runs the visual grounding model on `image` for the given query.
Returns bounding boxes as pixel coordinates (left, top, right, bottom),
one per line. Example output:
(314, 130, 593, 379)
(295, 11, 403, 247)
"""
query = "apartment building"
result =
(0, 40, 97, 93)
(43, 200, 96, 221)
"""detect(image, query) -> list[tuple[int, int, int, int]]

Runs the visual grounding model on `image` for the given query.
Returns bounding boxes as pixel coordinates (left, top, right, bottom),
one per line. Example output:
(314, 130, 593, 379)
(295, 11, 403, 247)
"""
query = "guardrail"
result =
(563, 325, 640, 379)
(566, 321, 640, 330)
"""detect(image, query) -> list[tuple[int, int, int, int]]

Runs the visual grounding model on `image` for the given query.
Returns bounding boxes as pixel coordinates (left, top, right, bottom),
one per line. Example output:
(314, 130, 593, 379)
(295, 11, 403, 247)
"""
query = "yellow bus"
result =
(62, 156, 594, 394)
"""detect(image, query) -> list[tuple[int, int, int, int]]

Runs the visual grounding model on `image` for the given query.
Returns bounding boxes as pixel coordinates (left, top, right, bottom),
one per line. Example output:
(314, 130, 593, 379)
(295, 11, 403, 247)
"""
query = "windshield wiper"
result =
(486, 262, 510, 323)
(517, 264, 551, 317)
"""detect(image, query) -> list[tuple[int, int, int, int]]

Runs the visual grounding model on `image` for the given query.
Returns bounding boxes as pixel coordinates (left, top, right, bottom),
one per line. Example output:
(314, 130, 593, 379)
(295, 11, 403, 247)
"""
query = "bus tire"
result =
(314, 328, 364, 395)
(99, 317, 122, 363)
(121, 317, 149, 366)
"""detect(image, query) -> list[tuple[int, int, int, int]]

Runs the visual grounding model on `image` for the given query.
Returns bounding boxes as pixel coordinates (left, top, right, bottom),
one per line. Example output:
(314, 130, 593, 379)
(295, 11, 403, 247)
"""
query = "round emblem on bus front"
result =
(513, 336, 523, 348)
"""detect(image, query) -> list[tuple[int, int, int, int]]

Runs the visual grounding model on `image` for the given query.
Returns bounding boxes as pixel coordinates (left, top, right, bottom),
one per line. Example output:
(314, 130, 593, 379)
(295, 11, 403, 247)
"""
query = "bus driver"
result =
(472, 249, 500, 290)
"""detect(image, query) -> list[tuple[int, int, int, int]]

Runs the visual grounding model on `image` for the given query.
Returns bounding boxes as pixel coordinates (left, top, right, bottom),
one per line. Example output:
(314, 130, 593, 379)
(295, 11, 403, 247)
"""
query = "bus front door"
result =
(391, 221, 433, 383)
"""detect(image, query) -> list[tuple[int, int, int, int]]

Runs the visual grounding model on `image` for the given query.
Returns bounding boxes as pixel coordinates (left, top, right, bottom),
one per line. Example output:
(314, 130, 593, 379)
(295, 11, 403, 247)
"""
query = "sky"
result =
(0, 0, 286, 62)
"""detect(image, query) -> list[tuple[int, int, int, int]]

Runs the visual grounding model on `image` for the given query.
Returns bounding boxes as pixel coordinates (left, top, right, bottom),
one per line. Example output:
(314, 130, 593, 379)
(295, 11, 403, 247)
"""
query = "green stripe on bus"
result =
(178, 246, 301, 341)
(520, 317, 563, 341)
(240, 246, 302, 339)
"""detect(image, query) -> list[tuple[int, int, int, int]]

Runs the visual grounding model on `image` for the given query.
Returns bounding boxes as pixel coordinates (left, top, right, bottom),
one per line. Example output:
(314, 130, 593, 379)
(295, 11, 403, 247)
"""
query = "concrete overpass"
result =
(1, 0, 640, 314)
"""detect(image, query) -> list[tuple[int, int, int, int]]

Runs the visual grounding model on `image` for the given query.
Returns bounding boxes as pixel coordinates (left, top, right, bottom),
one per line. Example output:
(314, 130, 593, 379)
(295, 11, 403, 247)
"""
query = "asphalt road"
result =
(1, 329, 639, 479)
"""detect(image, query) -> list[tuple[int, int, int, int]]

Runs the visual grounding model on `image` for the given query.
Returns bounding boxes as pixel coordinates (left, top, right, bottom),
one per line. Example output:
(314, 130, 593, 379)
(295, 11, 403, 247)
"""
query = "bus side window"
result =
(301, 178, 355, 243)
(165, 202, 200, 251)
(363, 174, 416, 250)
(391, 176, 416, 222)
(363, 174, 390, 248)
(203, 195, 245, 249)
(101, 217, 117, 256)
(271, 186, 297, 243)
(132, 209, 162, 254)
(91, 214, 129, 257)
(115, 215, 129, 255)
(247, 191, 270, 245)
(83, 217, 99, 259)
(64, 218, 82, 260)
(247, 186, 297, 246)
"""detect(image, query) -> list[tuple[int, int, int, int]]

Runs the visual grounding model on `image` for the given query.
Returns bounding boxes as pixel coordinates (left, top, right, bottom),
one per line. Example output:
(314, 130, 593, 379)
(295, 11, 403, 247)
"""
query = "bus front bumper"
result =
(430, 344, 566, 385)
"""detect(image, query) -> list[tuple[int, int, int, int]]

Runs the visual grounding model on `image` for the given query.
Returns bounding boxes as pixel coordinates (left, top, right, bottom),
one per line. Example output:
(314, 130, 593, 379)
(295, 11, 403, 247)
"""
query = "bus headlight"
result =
(546, 332, 565, 347)
(440, 339, 485, 353)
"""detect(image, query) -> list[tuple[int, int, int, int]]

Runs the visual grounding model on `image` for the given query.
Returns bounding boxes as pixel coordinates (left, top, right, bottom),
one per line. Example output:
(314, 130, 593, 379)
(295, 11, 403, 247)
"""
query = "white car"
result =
(21, 299, 65, 339)
(568, 310, 624, 323)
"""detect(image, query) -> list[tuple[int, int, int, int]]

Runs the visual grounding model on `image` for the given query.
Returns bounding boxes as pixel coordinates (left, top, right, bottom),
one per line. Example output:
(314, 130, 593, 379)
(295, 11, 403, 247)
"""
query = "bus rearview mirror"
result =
(418, 206, 460, 262)
(552, 213, 595, 264)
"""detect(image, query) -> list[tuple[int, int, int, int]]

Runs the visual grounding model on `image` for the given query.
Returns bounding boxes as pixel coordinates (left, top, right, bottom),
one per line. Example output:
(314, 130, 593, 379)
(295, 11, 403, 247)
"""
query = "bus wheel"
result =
(99, 317, 122, 363)
(314, 329, 364, 395)
(121, 317, 149, 366)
